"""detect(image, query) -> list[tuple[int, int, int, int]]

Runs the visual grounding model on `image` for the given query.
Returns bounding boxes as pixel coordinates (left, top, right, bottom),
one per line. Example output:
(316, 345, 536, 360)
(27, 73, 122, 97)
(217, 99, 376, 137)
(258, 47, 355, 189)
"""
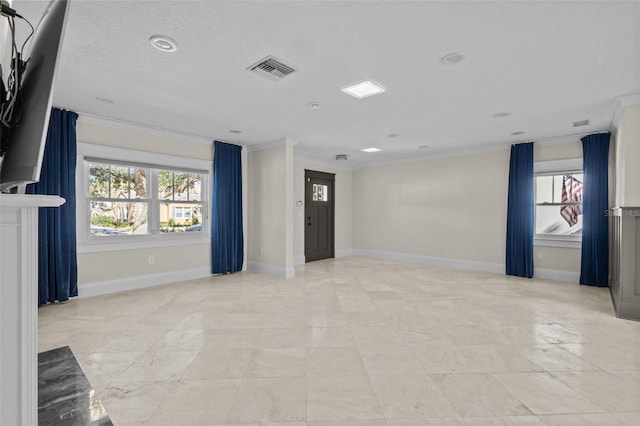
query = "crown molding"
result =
(75, 111, 216, 146)
(293, 154, 353, 172)
(611, 92, 640, 134)
(247, 137, 298, 152)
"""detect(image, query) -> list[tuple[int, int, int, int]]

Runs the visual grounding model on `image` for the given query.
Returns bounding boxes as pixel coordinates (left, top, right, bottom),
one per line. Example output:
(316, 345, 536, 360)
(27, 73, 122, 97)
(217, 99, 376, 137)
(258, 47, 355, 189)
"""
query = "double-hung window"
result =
(78, 143, 210, 251)
(534, 159, 583, 247)
(87, 162, 206, 237)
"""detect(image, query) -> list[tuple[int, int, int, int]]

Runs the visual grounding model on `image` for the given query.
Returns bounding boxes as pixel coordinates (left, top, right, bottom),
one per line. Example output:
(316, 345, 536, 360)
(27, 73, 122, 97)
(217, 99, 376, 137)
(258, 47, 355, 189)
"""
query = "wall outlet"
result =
(537, 252, 543, 260)
(148, 255, 155, 264)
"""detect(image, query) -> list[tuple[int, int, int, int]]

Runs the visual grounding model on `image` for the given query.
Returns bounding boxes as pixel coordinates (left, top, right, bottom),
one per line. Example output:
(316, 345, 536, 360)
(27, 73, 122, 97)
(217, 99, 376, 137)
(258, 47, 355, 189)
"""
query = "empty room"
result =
(0, 1, 639, 425)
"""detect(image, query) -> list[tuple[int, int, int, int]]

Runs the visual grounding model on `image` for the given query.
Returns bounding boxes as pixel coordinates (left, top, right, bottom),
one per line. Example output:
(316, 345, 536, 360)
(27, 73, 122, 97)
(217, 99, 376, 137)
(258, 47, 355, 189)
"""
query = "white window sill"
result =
(77, 235, 210, 253)
(534, 236, 581, 249)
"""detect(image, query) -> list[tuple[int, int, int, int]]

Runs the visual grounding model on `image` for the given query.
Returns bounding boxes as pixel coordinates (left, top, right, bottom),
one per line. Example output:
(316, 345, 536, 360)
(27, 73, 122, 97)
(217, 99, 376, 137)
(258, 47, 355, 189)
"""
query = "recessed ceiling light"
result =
(307, 102, 322, 110)
(441, 52, 466, 65)
(335, 154, 349, 161)
(492, 112, 511, 118)
(342, 80, 386, 99)
(149, 35, 178, 52)
(361, 147, 381, 153)
(229, 130, 242, 134)
(387, 133, 400, 138)
(418, 145, 429, 149)
(511, 131, 525, 136)
(573, 119, 590, 127)
(95, 97, 115, 104)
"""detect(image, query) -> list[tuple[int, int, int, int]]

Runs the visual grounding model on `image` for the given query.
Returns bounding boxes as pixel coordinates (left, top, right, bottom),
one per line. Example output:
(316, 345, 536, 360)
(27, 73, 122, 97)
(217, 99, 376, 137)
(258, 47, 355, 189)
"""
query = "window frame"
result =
(77, 143, 211, 253)
(533, 158, 583, 249)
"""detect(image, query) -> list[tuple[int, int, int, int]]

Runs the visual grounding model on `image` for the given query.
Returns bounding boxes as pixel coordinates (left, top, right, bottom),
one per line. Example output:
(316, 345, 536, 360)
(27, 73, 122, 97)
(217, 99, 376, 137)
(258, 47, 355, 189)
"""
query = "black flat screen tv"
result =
(0, 0, 69, 193)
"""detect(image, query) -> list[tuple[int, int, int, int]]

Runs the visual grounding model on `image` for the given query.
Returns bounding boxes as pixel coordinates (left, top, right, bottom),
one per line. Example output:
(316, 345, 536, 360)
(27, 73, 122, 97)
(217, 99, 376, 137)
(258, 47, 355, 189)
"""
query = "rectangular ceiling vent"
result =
(247, 56, 296, 81)
(573, 119, 590, 127)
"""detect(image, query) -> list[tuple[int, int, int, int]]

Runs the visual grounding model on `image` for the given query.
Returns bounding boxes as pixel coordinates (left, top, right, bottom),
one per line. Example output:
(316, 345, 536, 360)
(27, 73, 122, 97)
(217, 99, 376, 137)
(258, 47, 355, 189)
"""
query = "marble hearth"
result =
(39, 346, 112, 426)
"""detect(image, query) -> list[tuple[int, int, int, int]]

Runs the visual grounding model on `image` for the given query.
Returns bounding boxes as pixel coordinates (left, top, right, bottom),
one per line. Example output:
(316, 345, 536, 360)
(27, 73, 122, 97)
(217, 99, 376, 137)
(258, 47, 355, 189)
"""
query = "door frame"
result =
(304, 169, 335, 262)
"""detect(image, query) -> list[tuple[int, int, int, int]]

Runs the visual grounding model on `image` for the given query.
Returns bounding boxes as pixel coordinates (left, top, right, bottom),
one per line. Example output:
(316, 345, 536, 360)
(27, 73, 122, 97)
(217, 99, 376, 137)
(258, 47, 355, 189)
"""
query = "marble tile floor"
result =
(38, 256, 640, 426)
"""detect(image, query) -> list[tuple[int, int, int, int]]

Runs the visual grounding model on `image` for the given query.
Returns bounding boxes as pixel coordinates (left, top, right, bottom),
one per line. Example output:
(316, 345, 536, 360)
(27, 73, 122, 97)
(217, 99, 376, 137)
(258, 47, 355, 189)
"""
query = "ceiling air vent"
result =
(247, 55, 296, 81)
(573, 119, 590, 127)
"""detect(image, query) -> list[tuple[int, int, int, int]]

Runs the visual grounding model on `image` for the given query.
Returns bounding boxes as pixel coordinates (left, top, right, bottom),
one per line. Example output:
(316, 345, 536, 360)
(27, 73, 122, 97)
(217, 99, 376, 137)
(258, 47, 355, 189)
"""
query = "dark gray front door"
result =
(305, 170, 335, 262)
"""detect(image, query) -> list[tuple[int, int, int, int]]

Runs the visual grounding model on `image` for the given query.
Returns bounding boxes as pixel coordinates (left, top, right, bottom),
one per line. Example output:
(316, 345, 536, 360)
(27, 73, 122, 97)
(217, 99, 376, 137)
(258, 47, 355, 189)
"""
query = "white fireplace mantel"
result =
(0, 194, 65, 426)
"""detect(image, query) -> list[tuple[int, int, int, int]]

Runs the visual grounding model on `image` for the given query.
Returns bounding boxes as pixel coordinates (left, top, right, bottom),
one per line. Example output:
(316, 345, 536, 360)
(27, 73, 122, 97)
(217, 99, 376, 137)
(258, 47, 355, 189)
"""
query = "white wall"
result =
(77, 118, 212, 159)
(285, 143, 294, 272)
(80, 245, 209, 284)
(247, 140, 295, 278)
(615, 105, 640, 207)
(293, 158, 353, 264)
(534, 140, 582, 162)
(352, 142, 583, 280)
(76, 115, 589, 287)
(75, 118, 227, 296)
(74, 115, 610, 289)
(353, 149, 510, 268)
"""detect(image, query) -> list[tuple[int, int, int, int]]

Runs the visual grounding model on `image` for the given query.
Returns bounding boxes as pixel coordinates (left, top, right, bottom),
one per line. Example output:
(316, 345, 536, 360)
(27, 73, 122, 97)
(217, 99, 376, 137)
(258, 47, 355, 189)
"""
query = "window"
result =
(534, 159, 582, 247)
(535, 173, 583, 235)
(85, 159, 207, 241)
(312, 184, 328, 202)
(172, 207, 192, 220)
(158, 170, 203, 233)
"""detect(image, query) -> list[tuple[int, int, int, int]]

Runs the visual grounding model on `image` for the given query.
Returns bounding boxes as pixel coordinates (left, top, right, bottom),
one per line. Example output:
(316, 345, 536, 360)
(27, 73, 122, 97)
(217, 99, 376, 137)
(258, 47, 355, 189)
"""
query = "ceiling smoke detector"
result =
(441, 52, 466, 65)
(149, 35, 178, 52)
(573, 119, 590, 127)
(247, 55, 296, 81)
(335, 154, 349, 161)
(307, 102, 322, 110)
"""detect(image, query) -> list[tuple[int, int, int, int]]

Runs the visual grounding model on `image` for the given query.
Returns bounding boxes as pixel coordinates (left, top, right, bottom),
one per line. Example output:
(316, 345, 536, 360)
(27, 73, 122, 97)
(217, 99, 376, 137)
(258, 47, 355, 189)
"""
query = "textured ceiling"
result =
(10, 0, 640, 168)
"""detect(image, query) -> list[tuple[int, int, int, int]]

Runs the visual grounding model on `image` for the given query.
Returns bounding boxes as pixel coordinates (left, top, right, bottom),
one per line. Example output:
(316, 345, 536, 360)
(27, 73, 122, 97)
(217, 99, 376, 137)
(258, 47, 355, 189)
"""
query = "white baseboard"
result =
(351, 248, 579, 283)
(293, 255, 305, 265)
(336, 248, 354, 258)
(78, 267, 212, 298)
(247, 261, 295, 279)
(352, 248, 504, 274)
(285, 266, 295, 279)
(534, 268, 580, 283)
(77, 252, 579, 299)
